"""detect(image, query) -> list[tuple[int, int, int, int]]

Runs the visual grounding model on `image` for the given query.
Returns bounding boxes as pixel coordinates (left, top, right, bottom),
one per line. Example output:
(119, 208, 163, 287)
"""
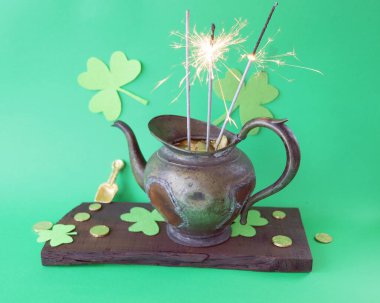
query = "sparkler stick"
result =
(206, 24, 216, 152)
(214, 2, 279, 148)
(186, 10, 191, 150)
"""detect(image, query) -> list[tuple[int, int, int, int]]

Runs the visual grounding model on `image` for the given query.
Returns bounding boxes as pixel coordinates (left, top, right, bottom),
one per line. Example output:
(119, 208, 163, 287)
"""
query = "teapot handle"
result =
(238, 118, 301, 225)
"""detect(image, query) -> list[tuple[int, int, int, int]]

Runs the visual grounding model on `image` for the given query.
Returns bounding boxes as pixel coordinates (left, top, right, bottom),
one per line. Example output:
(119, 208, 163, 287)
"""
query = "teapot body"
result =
(114, 115, 301, 248)
(144, 145, 255, 247)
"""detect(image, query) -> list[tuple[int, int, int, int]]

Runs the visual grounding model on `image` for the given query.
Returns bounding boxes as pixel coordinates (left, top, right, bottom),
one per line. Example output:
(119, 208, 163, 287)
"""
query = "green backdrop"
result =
(1, 0, 379, 302)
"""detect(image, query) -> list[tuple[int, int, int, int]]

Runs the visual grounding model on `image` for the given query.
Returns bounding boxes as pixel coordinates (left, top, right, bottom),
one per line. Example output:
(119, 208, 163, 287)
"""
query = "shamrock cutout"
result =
(231, 210, 268, 237)
(213, 69, 279, 135)
(78, 51, 148, 121)
(120, 207, 165, 236)
(37, 224, 77, 247)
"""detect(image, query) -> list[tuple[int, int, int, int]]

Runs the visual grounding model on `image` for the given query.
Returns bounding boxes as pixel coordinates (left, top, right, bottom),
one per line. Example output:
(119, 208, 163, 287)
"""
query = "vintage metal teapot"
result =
(114, 115, 300, 247)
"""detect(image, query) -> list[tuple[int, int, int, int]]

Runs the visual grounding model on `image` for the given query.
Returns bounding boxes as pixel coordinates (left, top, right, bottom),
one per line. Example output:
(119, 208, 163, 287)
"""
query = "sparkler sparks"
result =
(245, 30, 323, 78)
(171, 19, 247, 83)
(156, 5, 322, 152)
(157, 19, 247, 128)
(214, 1, 279, 148)
(190, 21, 247, 81)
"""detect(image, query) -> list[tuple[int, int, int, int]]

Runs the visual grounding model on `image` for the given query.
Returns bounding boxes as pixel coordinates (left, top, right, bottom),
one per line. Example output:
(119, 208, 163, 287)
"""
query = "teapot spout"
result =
(113, 120, 146, 191)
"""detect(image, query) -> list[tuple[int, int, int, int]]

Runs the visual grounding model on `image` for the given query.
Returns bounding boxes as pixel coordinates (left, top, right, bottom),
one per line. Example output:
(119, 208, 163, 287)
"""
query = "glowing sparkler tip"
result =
(247, 54, 256, 61)
(211, 23, 216, 40)
(181, 20, 247, 82)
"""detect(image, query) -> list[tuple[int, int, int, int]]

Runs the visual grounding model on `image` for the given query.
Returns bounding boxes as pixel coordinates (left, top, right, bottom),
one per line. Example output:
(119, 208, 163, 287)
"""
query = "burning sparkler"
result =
(155, 16, 247, 151)
(211, 28, 323, 128)
(206, 23, 216, 151)
(170, 18, 247, 150)
(214, 2, 279, 148)
(185, 10, 191, 150)
(157, 3, 321, 153)
(188, 21, 247, 83)
(246, 29, 323, 77)
(161, 19, 247, 97)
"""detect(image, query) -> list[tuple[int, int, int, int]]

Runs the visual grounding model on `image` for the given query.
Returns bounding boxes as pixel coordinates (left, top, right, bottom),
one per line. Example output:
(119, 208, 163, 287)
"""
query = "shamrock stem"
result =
(117, 88, 148, 105)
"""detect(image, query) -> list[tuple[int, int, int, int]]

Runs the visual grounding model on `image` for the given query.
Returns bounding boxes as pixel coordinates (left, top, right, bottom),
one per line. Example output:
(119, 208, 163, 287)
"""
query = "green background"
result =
(1, 0, 379, 302)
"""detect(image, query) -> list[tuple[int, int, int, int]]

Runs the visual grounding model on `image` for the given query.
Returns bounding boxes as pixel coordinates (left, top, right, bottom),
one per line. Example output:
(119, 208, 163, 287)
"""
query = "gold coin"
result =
(315, 233, 333, 244)
(74, 212, 91, 222)
(272, 235, 292, 248)
(89, 203, 102, 211)
(33, 221, 53, 233)
(90, 225, 110, 238)
(272, 210, 286, 219)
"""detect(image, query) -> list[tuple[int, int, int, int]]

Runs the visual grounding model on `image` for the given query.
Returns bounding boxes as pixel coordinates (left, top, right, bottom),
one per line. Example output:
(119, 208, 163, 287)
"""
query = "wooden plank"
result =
(41, 202, 312, 272)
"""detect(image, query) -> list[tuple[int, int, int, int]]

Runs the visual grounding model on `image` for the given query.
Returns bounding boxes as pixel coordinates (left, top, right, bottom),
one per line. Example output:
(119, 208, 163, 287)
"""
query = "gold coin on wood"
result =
(90, 225, 110, 238)
(89, 203, 102, 211)
(74, 212, 91, 222)
(33, 221, 53, 233)
(272, 235, 292, 248)
(272, 210, 286, 219)
(315, 233, 333, 244)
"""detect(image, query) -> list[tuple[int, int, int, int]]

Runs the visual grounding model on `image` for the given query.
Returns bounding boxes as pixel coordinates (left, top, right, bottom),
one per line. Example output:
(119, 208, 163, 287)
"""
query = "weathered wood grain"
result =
(41, 202, 312, 272)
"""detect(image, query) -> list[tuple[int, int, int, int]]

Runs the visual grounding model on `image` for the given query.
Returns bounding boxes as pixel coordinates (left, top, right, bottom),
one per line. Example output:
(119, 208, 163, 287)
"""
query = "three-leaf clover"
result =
(231, 210, 268, 237)
(78, 51, 148, 121)
(37, 224, 77, 247)
(213, 69, 279, 135)
(120, 207, 165, 236)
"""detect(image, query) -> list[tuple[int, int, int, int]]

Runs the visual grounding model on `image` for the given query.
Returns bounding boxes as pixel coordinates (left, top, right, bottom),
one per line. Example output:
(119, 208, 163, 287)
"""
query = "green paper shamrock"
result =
(37, 224, 77, 247)
(213, 69, 279, 135)
(231, 210, 268, 237)
(120, 207, 165, 236)
(78, 51, 148, 121)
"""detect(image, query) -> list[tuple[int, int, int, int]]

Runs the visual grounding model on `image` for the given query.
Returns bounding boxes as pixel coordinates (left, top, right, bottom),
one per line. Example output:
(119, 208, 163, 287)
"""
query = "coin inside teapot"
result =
(174, 135, 228, 152)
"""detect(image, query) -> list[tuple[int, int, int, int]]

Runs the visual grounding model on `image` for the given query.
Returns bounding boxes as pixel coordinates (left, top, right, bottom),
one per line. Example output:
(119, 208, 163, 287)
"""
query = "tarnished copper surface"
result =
(113, 115, 300, 247)
(148, 182, 182, 227)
